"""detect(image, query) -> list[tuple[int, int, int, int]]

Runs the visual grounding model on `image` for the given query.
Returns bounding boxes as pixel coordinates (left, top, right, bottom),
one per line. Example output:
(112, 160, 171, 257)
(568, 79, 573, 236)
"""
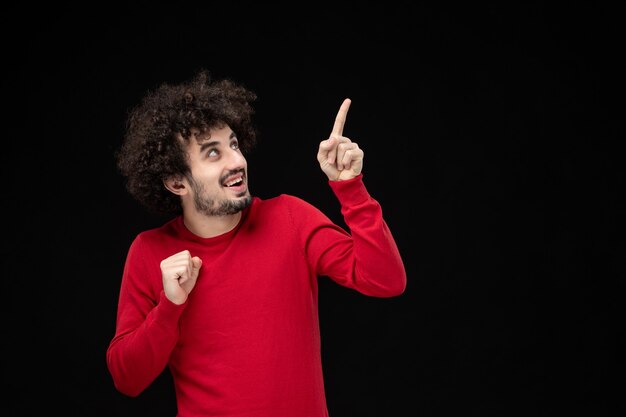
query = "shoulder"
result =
(254, 193, 319, 213)
(249, 194, 326, 225)
(248, 194, 334, 240)
(132, 217, 178, 247)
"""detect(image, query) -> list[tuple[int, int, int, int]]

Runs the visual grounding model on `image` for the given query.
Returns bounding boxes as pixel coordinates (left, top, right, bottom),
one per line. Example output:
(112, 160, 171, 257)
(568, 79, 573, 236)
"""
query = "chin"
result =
(220, 195, 252, 215)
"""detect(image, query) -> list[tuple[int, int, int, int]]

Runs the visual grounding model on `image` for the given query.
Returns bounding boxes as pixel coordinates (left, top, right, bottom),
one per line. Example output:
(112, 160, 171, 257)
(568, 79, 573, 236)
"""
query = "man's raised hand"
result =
(317, 98, 364, 181)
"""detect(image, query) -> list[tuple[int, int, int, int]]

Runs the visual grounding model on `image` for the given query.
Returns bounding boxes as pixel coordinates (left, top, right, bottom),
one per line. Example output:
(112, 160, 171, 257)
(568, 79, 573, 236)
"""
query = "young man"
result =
(107, 69, 406, 416)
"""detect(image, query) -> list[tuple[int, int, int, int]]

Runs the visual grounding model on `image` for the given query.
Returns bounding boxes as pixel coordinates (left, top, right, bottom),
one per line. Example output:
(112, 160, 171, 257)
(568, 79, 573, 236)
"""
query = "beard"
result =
(189, 175, 252, 216)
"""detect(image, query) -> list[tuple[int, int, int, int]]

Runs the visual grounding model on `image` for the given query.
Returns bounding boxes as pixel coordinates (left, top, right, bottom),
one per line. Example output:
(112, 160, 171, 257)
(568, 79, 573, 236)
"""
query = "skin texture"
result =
(160, 98, 364, 305)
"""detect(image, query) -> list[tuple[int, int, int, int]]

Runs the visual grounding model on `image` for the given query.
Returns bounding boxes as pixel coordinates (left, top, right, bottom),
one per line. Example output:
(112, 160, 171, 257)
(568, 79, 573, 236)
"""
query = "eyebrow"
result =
(198, 131, 237, 152)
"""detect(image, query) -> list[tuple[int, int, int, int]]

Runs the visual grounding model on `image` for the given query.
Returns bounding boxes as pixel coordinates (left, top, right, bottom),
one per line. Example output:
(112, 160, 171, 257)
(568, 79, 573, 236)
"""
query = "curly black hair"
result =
(116, 69, 258, 215)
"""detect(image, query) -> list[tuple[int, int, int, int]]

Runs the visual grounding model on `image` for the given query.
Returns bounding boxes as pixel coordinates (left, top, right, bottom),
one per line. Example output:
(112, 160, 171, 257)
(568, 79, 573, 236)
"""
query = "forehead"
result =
(192, 124, 233, 145)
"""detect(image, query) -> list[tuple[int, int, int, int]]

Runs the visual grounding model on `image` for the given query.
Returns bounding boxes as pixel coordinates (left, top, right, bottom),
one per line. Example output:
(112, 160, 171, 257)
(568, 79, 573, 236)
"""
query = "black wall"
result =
(7, 3, 625, 416)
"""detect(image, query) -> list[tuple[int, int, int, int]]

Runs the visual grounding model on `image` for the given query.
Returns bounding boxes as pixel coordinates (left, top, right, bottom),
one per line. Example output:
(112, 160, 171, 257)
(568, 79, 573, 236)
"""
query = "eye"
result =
(207, 149, 218, 157)
(231, 141, 240, 150)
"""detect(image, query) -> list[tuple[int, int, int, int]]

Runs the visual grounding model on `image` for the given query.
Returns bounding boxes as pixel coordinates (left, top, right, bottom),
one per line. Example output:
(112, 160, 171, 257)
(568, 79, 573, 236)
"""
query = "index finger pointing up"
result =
(331, 98, 352, 136)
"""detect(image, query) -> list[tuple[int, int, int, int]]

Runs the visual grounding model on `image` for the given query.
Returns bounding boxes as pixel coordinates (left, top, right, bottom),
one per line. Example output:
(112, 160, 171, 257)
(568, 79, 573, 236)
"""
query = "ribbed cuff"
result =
(328, 173, 369, 205)
(153, 290, 187, 328)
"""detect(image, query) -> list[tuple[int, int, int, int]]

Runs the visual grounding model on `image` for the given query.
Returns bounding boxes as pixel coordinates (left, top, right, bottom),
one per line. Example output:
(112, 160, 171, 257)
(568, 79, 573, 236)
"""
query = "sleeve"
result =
(293, 174, 407, 297)
(106, 235, 187, 397)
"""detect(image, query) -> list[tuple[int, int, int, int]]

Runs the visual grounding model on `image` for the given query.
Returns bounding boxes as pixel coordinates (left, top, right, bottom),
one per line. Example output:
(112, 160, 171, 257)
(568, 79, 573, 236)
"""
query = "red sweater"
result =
(107, 175, 406, 417)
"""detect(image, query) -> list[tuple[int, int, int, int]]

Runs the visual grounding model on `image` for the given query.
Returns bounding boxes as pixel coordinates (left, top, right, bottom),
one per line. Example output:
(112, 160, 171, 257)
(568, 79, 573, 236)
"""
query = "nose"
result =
(226, 147, 246, 170)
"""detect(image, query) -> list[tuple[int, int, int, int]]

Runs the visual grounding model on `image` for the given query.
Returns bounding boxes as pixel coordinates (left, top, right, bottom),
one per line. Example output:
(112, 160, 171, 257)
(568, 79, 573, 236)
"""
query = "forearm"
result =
(314, 175, 407, 296)
(345, 202, 406, 296)
(106, 291, 184, 396)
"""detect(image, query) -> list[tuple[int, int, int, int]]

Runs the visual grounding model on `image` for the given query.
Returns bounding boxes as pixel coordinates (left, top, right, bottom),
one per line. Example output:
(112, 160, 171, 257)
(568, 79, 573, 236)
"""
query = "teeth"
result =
(225, 178, 242, 187)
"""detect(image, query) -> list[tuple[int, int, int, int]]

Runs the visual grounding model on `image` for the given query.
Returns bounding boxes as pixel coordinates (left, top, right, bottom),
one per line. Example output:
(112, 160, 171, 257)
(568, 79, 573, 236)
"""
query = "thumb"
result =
(318, 137, 337, 164)
(191, 256, 202, 275)
(319, 136, 336, 151)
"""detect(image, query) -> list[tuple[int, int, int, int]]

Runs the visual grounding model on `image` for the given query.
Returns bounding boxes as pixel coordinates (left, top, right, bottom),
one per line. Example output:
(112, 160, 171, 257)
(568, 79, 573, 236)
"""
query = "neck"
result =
(182, 210, 242, 238)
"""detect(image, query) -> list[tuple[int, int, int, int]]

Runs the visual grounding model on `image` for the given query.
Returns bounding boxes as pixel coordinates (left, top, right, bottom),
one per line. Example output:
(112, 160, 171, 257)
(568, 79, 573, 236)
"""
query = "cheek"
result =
(192, 165, 222, 181)
(189, 170, 222, 193)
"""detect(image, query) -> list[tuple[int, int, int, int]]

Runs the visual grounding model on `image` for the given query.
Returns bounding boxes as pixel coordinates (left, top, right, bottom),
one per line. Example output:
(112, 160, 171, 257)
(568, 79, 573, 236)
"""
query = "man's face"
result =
(184, 125, 252, 216)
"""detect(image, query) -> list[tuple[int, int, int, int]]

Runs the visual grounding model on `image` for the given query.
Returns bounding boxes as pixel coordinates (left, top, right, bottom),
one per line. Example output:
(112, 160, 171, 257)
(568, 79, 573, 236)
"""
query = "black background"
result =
(6, 3, 625, 416)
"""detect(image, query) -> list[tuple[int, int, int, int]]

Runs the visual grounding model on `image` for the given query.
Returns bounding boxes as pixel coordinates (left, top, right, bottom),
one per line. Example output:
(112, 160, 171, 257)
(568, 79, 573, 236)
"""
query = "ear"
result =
(163, 176, 188, 195)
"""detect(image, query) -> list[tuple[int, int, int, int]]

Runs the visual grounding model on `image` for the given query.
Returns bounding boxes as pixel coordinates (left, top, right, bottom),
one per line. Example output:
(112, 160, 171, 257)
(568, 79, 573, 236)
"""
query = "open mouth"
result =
(224, 177, 243, 187)
(222, 171, 245, 188)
